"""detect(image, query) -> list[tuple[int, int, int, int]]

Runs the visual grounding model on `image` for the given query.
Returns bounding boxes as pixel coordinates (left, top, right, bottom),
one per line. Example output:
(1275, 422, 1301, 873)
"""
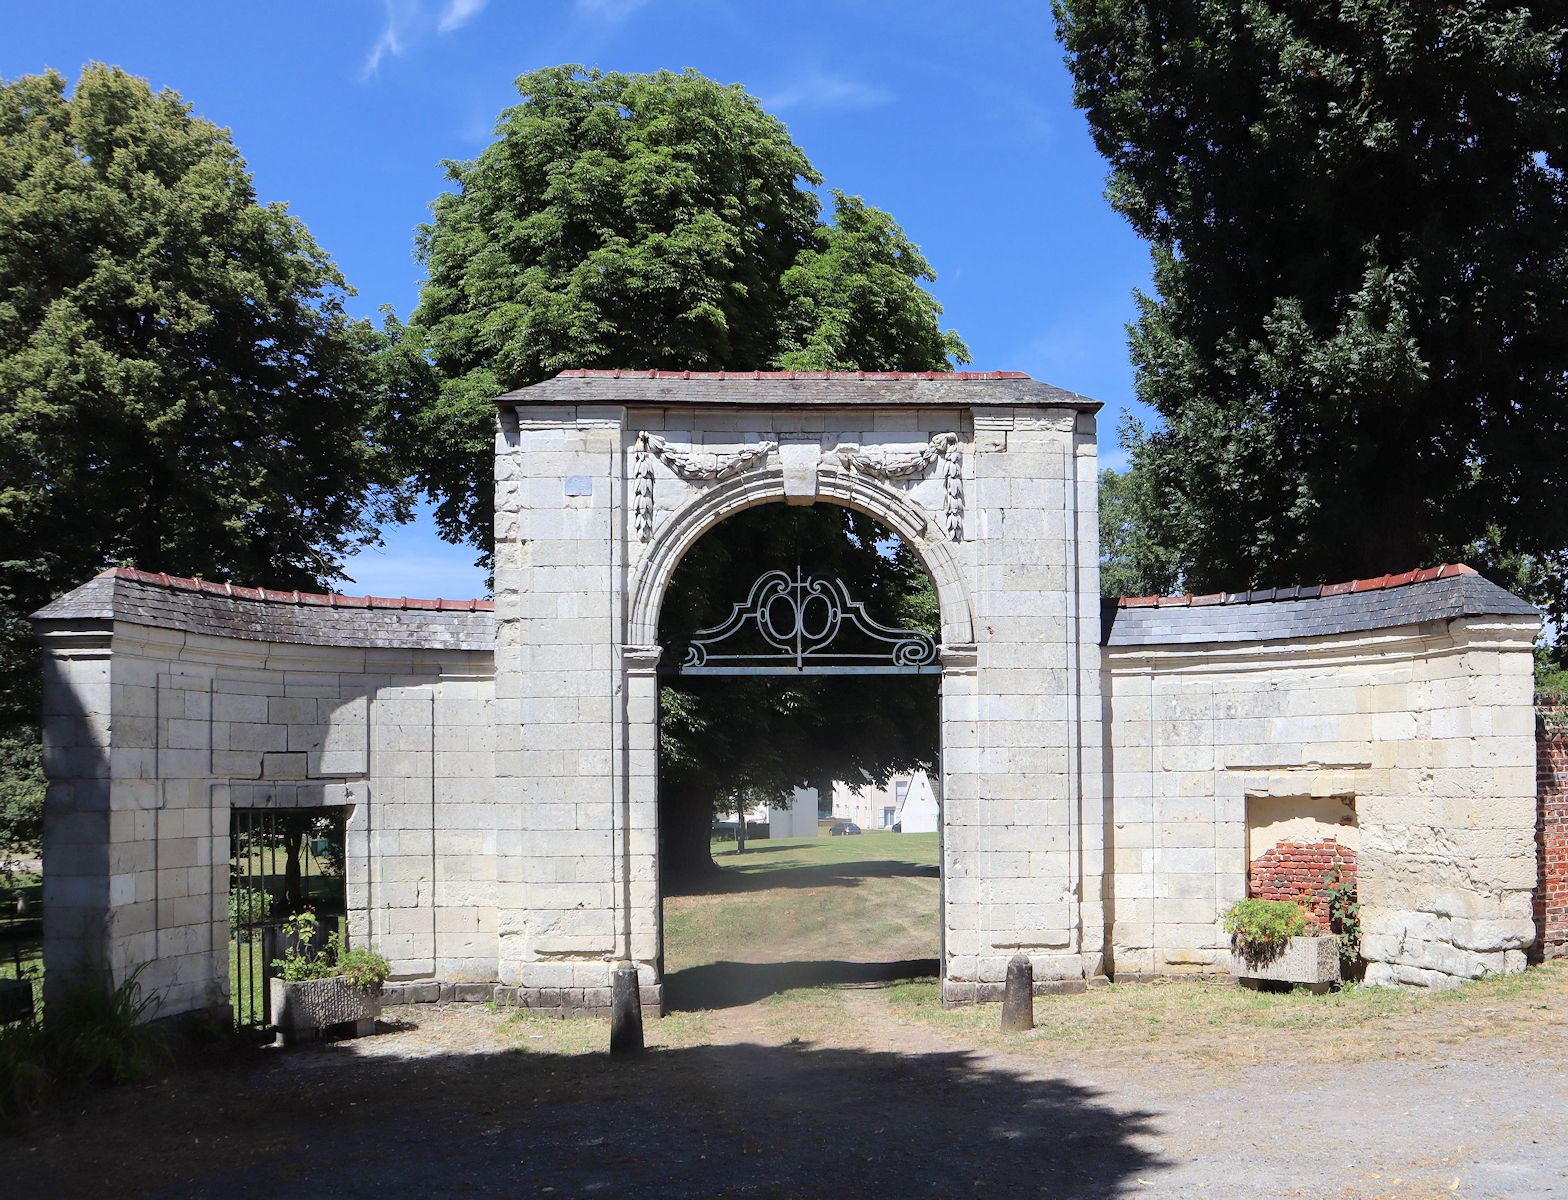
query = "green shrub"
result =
(227, 885, 273, 942)
(273, 910, 389, 991)
(0, 1020, 51, 1130)
(0, 732, 44, 863)
(44, 962, 169, 1085)
(0, 964, 169, 1130)
(336, 948, 392, 993)
(1322, 866, 1361, 972)
(1223, 898, 1315, 963)
(273, 910, 337, 982)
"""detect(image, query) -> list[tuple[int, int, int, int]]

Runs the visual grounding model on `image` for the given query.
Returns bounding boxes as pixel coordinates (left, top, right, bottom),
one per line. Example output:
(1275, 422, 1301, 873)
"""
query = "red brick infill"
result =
(1248, 840, 1358, 929)
(1537, 698, 1568, 961)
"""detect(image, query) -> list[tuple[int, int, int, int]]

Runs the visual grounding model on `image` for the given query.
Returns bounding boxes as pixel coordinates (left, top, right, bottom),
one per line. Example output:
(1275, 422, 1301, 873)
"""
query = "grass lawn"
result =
(664, 831, 939, 969)
(660, 829, 1568, 1068)
(889, 961, 1568, 1071)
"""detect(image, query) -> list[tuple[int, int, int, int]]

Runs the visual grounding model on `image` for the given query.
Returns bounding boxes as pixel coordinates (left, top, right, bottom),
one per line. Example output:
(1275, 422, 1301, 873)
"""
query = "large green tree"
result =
(1098, 466, 1180, 599)
(0, 65, 405, 844)
(401, 65, 966, 879)
(1055, 3, 1568, 617)
(401, 65, 967, 560)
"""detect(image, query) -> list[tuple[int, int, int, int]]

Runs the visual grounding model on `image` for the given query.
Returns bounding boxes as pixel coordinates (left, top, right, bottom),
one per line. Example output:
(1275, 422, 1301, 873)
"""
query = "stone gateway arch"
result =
(32, 371, 1542, 1021)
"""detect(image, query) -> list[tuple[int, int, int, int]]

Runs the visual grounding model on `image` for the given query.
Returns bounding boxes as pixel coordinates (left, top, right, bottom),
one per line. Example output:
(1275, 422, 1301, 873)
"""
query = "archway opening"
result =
(654, 500, 943, 1011)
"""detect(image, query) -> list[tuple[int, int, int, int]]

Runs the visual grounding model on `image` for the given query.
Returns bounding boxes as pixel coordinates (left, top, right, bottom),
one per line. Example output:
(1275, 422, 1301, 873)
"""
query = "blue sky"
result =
(6, 0, 1152, 599)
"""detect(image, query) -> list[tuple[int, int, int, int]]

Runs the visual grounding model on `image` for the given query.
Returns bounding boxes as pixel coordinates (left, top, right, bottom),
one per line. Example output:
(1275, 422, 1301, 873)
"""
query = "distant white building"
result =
(723, 787, 820, 840)
(830, 771, 940, 831)
(767, 788, 820, 839)
(894, 772, 939, 833)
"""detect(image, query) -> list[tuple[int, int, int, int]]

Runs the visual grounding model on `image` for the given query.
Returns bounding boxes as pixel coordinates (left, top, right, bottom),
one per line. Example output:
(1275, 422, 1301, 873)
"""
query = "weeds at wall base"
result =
(0, 964, 169, 1133)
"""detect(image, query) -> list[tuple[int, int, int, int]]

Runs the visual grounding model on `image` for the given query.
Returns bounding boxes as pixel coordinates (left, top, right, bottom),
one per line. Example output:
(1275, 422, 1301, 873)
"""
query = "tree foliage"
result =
(658, 504, 940, 881)
(774, 191, 968, 372)
(398, 66, 968, 880)
(0, 65, 405, 816)
(401, 65, 968, 560)
(0, 732, 44, 862)
(1098, 464, 1180, 599)
(1055, 3, 1568, 621)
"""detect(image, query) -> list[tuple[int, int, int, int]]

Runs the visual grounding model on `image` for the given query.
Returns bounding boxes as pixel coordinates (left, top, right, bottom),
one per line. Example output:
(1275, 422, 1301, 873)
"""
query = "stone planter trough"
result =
(1229, 934, 1341, 993)
(270, 976, 381, 1045)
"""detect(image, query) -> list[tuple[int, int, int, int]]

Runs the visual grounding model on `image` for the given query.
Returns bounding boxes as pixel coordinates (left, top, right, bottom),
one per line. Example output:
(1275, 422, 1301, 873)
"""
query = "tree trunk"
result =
(660, 777, 719, 890)
(281, 812, 309, 911)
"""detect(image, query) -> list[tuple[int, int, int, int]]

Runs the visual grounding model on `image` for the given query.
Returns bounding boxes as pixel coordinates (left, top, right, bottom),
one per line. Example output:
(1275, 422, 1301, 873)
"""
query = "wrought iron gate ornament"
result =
(675, 567, 940, 675)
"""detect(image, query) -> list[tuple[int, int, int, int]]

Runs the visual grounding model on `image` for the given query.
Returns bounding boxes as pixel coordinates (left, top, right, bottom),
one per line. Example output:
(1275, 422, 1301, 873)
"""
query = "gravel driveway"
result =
(16, 971, 1568, 1200)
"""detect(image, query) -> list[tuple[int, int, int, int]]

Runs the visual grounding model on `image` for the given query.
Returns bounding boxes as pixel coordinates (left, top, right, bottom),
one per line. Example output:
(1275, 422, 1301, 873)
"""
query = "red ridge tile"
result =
(554, 368, 1030, 381)
(1116, 563, 1479, 606)
(103, 566, 490, 612)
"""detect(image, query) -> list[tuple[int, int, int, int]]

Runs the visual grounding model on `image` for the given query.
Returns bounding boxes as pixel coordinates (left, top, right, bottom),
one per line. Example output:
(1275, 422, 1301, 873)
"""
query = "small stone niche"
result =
(1245, 795, 1358, 924)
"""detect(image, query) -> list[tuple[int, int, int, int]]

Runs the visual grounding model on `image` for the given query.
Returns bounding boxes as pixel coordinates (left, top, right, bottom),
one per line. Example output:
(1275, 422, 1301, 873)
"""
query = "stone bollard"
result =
(1001, 953, 1034, 1031)
(610, 961, 644, 1057)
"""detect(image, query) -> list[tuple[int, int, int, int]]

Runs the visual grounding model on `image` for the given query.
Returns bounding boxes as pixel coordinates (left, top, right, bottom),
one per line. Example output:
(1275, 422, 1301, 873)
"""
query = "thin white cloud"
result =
(362, 0, 489, 79)
(362, 0, 419, 78)
(439, 0, 489, 33)
(763, 70, 893, 114)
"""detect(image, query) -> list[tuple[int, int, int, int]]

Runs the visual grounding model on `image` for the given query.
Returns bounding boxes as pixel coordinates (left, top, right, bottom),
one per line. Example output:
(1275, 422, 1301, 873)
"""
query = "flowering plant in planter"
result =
(269, 911, 391, 1043)
(1223, 898, 1314, 963)
(273, 911, 390, 990)
(1223, 898, 1339, 988)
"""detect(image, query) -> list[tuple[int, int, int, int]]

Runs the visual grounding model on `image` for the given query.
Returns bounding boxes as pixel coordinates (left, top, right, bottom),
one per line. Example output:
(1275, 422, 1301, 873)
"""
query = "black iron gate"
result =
(0, 874, 41, 1024)
(228, 807, 348, 1029)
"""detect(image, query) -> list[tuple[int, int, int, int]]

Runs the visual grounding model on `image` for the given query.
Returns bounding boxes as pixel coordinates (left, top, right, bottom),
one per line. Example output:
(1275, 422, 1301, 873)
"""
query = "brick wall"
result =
(1537, 699, 1568, 961)
(1248, 840, 1358, 928)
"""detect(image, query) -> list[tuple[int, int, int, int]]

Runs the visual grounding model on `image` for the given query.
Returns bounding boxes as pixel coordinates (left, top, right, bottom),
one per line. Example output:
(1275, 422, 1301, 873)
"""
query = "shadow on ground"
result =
(664, 957, 940, 1010)
(20, 1034, 1164, 1199)
(664, 857, 938, 897)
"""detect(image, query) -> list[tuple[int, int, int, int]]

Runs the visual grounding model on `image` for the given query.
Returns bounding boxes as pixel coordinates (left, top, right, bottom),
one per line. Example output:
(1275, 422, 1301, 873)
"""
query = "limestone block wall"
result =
(492, 403, 649, 1015)
(949, 404, 1103, 995)
(1103, 571, 1540, 987)
(494, 371, 1105, 1008)
(33, 570, 495, 1019)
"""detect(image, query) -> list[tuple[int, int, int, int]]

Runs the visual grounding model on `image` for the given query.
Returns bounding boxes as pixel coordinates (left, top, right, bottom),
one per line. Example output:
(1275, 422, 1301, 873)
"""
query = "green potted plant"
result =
(268, 910, 391, 1045)
(1223, 898, 1340, 991)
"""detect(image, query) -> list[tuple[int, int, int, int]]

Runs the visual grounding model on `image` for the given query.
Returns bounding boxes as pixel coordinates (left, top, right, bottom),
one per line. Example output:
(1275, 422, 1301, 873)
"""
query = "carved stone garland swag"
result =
(632, 431, 963, 542)
(834, 433, 963, 542)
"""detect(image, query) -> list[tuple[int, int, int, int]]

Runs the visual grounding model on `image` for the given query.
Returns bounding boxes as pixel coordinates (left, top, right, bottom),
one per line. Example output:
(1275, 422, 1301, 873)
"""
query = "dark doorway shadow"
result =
(24, 1038, 1166, 1199)
(664, 958, 940, 1010)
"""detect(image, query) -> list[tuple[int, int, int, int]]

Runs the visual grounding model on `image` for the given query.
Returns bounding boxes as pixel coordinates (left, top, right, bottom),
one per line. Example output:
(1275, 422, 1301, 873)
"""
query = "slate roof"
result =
(497, 369, 1101, 412)
(1101, 564, 1538, 648)
(31, 569, 496, 653)
(34, 564, 1536, 655)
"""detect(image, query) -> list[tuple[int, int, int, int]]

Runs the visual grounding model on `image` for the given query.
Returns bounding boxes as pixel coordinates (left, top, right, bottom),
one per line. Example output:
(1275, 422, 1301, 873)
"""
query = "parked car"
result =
(829, 822, 861, 836)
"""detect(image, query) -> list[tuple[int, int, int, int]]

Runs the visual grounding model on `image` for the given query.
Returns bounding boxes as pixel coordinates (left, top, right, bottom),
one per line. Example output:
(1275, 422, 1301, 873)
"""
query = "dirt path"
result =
(16, 832, 1568, 1198)
(827, 980, 1568, 1199)
(15, 979, 1568, 1200)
